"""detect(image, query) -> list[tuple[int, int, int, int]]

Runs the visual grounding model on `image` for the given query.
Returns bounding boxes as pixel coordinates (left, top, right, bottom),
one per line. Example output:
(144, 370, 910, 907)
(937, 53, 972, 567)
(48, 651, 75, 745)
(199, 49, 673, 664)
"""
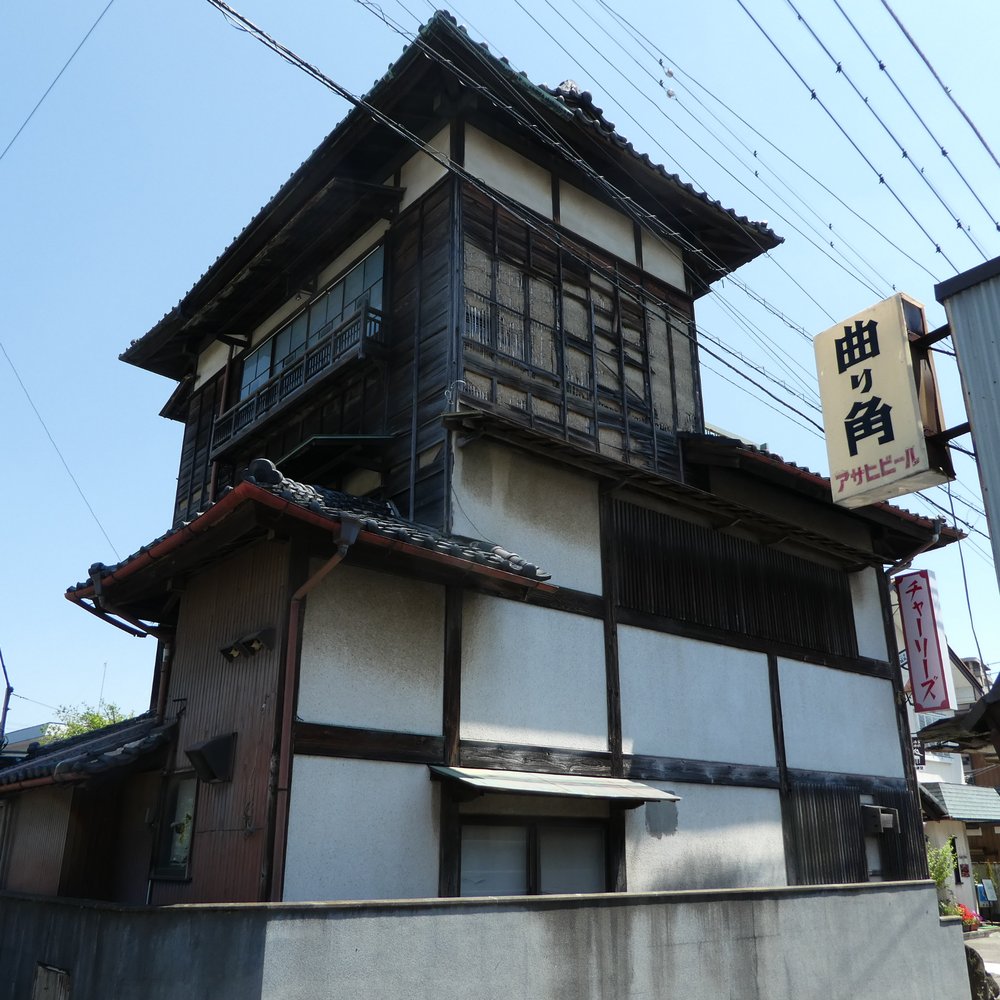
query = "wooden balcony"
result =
(211, 305, 385, 460)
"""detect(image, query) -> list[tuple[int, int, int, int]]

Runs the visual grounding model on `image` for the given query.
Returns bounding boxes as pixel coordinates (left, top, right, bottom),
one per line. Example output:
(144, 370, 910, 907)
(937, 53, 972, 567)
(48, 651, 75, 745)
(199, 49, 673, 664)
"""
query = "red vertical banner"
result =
(894, 569, 954, 712)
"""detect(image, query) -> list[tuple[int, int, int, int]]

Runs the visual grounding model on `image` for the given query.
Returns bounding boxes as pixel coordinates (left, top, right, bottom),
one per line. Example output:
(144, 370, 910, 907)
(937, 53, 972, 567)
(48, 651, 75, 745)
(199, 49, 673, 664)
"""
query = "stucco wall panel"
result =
(559, 181, 636, 264)
(850, 568, 889, 661)
(461, 596, 607, 751)
(299, 565, 444, 734)
(640, 229, 685, 290)
(398, 125, 449, 212)
(619, 627, 775, 766)
(779, 658, 904, 777)
(626, 784, 786, 891)
(451, 439, 602, 594)
(283, 757, 439, 901)
(465, 126, 552, 219)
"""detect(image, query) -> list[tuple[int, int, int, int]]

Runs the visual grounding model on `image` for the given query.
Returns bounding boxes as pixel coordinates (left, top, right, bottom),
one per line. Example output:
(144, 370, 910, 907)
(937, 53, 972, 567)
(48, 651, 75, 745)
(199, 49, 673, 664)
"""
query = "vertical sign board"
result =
(895, 569, 955, 712)
(815, 293, 951, 507)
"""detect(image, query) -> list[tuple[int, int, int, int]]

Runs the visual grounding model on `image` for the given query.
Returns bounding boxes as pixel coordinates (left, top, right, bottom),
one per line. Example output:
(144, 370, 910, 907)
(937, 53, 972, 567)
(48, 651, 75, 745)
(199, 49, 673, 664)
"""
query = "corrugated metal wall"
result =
(2, 787, 72, 895)
(151, 539, 290, 904)
(612, 500, 859, 657)
(941, 277, 1000, 580)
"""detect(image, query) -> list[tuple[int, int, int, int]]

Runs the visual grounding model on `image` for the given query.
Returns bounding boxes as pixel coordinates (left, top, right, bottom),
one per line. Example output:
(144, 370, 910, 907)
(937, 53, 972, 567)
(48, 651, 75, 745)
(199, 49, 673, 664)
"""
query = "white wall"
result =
(284, 757, 439, 901)
(559, 180, 636, 265)
(618, 627, 775, 766)
(461, 595, 607, 751)
(465, 126, 552, 219)
(626, 783, 786, 891)
(299, 565, 444, 735)
(779, 658, 904, 777)
(926, 818, 978, 915)
(451, 438, 602, 594)
(640, 229, 685, 290)
(398, 124, 450, 212)
(850, 568, 889, 661)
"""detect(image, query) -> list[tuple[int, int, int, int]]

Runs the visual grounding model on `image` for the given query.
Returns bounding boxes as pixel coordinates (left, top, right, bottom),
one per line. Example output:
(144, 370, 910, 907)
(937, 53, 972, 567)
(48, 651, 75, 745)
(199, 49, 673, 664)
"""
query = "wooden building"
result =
(0, 12, 960, 909)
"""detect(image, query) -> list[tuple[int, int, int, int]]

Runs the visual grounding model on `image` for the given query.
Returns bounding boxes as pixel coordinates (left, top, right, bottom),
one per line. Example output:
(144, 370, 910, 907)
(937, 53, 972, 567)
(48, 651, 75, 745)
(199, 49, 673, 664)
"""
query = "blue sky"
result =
(2, 0, 998, 731)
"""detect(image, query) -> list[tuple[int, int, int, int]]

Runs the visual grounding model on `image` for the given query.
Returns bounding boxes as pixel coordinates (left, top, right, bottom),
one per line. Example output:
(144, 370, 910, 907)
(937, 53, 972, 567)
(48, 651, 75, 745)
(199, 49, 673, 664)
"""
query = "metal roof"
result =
(430, 765, 680, 803)
(920, 782, 1000, 822)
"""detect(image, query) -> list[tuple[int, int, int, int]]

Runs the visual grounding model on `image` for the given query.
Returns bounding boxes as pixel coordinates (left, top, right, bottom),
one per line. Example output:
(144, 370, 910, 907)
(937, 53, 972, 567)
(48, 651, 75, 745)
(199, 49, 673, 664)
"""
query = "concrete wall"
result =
(460, 595, 607, 751)
(626, 784, 787, 891)
(283, 758, 439, 902)
(299, 565, 444, 735)
(451, 439, 602, 593)
(779, 658, 905, 777)
(619, 627, 775, 766)
(0, 881, 970, 1000)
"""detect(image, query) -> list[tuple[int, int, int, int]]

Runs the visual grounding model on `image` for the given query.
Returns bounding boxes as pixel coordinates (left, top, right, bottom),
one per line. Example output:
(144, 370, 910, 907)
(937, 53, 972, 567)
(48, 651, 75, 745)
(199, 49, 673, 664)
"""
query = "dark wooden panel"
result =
(294, 722, 445, 764)
(443, 586, 462, 766)
(174, 374, 222, 525)
(459, 741, 613, 776)
(624, 755, 780, 789)
(612, 500, 860, 660)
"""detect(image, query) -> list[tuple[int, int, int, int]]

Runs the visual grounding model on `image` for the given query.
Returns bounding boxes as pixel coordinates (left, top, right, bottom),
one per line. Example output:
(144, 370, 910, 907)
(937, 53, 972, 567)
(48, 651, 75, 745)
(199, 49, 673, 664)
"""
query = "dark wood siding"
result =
(384, 179, 455, 525)
(174, 374, 223, 526)
(459, 183, 695, 480)
(788, 779, 925, 884)
(612, 500, 859, 658)
(150, 540, 290, 904)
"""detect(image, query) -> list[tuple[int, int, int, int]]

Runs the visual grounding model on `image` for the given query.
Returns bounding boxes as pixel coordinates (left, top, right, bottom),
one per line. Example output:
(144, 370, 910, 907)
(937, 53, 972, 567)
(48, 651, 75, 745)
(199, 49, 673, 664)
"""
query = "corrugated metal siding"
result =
(151, 540, 290, 904)
(612, 501, 859, 657)
(2, 787, 72, 895)
(943, 281, 1000, 575)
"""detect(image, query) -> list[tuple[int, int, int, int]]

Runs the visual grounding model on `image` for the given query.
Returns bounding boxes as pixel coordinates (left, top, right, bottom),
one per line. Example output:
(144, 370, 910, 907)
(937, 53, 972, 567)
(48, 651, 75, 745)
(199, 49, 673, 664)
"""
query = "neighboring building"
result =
(0, 13, 971, 999)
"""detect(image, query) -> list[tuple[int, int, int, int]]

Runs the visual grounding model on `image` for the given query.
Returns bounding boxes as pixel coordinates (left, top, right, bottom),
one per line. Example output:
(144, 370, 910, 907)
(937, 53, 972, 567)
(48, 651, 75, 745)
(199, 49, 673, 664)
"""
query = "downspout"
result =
(154, 640, 175, 723)
(269, 515, 361, 901)
(886, 517, 943, 577)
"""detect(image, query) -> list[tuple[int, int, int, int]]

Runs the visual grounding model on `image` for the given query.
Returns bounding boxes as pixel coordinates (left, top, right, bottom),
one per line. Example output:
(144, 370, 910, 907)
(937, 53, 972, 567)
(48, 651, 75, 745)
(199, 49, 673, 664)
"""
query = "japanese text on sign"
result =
(894, 569, 954, 713)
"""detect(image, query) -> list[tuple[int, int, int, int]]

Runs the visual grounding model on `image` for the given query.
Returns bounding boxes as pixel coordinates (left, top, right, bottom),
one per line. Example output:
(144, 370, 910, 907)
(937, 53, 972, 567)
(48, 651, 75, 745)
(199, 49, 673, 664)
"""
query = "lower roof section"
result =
(430, 765, 680, 804)
(920, 781, 1000, 823)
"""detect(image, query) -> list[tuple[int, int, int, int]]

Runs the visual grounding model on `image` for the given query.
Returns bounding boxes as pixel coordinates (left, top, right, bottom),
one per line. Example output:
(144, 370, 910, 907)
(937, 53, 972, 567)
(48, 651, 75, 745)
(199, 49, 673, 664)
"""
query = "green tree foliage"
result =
(927, 841, 957, 893)
(42, 702, 131, 742)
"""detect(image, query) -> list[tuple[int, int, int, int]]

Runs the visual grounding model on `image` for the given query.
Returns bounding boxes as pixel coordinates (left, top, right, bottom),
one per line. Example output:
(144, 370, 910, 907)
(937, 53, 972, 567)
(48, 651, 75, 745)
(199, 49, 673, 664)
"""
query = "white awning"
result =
(429, 765, 680, 802)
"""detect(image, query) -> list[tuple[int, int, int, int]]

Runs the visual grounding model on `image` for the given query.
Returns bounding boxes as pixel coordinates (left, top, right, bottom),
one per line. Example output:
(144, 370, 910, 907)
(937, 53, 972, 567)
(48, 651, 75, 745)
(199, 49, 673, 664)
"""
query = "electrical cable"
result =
(832, 0, 1000, 234)
(0, 342, 120, 559)
(784, 0, 988, 260)
(947, 482, 987, 668)
(0, 0, 116, 166)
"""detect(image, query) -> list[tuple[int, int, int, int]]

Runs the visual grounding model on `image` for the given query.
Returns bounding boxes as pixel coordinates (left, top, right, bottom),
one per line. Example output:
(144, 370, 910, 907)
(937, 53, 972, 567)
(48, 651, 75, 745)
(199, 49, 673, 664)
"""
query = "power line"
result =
(0, 0, 116, 166)
(832, 0, 1000, 234)
(880, 0, 1000, 180)
(947, 482, 987, 668)
(0, 342, 121, 559)
(783, 0, 987, 261)
(736, 0, 959, 270)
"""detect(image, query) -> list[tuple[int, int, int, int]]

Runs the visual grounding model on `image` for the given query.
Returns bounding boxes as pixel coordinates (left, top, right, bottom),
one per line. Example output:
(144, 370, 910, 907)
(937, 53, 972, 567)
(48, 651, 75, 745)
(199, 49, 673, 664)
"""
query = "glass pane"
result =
(460, 825, 528, 896)
(168, 779, 197, 867)
(308, 298, 329, 339)
(343, 261, 365, 312)
(363, 245, 384, 288)
(240, 343, 271, 398)
(367, 277, 383, 313)
(326, 282, 344, 326)
(538, 826, 605, 894)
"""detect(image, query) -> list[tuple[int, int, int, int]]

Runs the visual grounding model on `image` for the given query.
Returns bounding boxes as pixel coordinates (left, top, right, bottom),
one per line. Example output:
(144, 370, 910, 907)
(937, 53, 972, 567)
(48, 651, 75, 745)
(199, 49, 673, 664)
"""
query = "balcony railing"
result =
(211, 305, 384, 457)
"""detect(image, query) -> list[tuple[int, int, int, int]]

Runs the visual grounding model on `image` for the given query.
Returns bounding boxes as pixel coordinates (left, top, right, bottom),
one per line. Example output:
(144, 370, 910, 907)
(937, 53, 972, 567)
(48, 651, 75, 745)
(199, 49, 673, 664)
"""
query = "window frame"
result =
(458, 814, 611, 897)
(237, 242, 385, 402)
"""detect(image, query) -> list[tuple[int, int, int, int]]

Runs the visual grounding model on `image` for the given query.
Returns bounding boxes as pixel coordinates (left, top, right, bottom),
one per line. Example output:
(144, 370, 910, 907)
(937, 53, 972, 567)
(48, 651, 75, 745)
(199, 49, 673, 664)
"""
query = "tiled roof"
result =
(68, 459, 551, 599)
(920, 781, 1000, 822)
(0, 713, 173, 789)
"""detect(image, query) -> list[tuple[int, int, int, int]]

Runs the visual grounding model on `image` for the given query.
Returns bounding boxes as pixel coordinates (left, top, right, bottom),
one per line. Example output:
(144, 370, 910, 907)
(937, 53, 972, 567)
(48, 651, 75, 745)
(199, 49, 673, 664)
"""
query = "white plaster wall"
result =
(926, 818, 978, 915)
(850, 567, 889, 661)
(559, 180, 636, 265)
(299, 565, 444, 735)
(626, 783, 786, 891)
(640, 229, 685, 291)
(451, 439, 602, 594)
(284, 757, 439, 901)
(398, 124, 450, 212)
(461, 596, 607, 751)
(465, 126, 552, 219)
(618, 627, 775, 766)
(779, 658, 905, 777)
(195, 339, 229, 389)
